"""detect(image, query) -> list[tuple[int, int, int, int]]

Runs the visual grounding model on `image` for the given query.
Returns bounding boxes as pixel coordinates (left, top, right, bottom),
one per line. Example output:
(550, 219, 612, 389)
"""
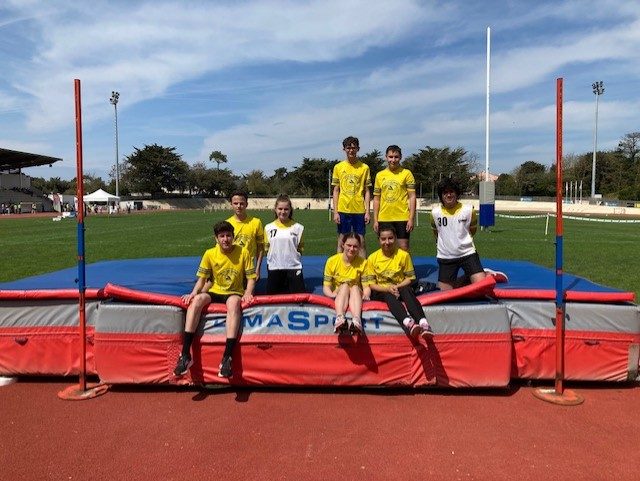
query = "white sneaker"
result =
(350, 317, 362, 334)
(0, 376, 17, 386)
(334, 314, 348, 333)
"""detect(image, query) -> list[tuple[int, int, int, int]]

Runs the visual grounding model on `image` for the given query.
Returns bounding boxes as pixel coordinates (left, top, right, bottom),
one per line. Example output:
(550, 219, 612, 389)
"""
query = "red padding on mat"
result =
(0, 326, 97, 376)
(511, 328, 640, 381)
(93, 331, 512, 387)
(104, 283, 184, 308)
(105, 277, 497, 314)
(0, 288, 105, 300)
(417, 275, 496, 305)
(104, 284, 339, 313)
(493, 288, 635, 303)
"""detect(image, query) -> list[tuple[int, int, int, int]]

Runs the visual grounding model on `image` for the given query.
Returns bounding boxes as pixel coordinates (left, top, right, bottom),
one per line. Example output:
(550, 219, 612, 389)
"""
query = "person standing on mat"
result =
(331, 136, 372, 257)
(431, 177, 507, 291)
(372, 145, 416, 252)
(323, 232, 370, 334)
(226, 191, 264, 281)
(264, 194, 306, 295)
(363, 225, 433, 340)
(174, 220, 256, 379)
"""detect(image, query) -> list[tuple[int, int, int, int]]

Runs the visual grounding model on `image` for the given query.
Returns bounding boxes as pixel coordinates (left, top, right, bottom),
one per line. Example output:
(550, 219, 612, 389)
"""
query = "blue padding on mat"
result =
(0, 257, 624, 296)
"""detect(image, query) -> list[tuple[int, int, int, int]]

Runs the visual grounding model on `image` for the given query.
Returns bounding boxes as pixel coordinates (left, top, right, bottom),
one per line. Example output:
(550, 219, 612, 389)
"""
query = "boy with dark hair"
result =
(174, 220, 256, 379)
(372, 145, 416, 252)
(431, 177, 506, 290)
(331, 136, 371, 257)
(226, 191, 264, 281)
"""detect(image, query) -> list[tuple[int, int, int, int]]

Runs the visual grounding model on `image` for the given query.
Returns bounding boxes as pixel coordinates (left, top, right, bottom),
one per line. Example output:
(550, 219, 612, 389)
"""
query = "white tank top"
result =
(265, 220, 304, 270)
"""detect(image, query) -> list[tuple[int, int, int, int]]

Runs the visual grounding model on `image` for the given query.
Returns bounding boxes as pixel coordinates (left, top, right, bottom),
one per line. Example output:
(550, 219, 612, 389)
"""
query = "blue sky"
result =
(1, 0, 639, 182)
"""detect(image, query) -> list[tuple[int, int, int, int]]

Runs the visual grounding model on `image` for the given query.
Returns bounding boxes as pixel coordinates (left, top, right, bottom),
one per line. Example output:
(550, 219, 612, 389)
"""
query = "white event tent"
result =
(83, 188, 119, 204)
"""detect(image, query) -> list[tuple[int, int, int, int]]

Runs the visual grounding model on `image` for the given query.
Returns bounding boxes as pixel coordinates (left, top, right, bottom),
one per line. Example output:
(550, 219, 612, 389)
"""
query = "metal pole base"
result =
(57, 382, 109, 401)
(533, 387, 584, 406)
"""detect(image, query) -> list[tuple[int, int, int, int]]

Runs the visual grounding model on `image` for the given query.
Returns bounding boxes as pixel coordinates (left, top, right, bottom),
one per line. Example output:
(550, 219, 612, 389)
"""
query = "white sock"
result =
(402, 317, 414, 328)
(419, 318, 429, 328)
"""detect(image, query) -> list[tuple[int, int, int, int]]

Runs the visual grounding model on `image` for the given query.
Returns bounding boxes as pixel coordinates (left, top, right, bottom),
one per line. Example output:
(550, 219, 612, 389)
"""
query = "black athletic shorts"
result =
(266, 269, 306, 295)
(437, 253, 484, 283)
(207, 292, 233, 303)
(378, 221, 410, 240)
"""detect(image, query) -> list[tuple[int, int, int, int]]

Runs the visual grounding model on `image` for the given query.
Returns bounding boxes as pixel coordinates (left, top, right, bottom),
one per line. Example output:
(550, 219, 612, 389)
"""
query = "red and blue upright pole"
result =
(75, 79, 87, 392)
(58, 79, 108, 400)
(554, 77, 565, 395)
(533, 78, 583, 405)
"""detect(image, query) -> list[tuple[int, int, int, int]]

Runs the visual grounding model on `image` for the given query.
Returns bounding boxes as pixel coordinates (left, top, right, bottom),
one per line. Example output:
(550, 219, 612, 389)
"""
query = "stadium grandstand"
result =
(0, 148, 62, 213)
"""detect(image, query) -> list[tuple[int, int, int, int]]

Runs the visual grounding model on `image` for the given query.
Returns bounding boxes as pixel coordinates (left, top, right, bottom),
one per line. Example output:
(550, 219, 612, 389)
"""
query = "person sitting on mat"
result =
(322, 232, 370, 334)
(363, 225, 433, 340)
(264, 194, 306, 295)
(174, 220, 256, 379)
(431, 177, 507, 291)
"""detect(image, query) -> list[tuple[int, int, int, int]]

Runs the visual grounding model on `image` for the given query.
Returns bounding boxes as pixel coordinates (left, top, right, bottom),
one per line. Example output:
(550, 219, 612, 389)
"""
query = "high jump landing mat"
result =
(0, 257, 638, 387)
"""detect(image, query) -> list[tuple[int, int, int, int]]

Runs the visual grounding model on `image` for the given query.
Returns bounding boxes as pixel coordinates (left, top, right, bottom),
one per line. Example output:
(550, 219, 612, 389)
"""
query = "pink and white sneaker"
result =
(484, 268, 509, 283)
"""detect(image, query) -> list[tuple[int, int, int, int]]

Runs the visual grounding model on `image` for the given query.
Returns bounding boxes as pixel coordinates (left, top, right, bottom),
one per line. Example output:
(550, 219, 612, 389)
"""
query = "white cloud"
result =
(6, 0, 430, 132)
(2, 0, 639, 179)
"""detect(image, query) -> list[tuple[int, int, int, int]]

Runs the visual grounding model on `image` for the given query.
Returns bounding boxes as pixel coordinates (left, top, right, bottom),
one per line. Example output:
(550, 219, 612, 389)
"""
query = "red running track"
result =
(1, 379, 639, 481)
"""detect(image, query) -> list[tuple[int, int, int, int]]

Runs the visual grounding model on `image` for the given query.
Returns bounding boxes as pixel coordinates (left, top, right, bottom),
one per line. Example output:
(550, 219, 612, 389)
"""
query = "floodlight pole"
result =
(533, 78, 583, 406)
(110, 91, 120, 198)
(591, 81, 604, 199)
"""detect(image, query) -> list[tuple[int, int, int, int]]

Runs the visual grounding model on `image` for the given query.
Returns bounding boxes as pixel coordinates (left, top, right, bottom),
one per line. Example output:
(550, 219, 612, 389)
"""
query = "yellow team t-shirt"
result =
(373, 167, 415, 222)
(323, 253, 367, 290)
(197, 245, 256, 296)
(332, 160, 372, 214)
(363, 248, 416, 287)
(226, 215, 264, 259)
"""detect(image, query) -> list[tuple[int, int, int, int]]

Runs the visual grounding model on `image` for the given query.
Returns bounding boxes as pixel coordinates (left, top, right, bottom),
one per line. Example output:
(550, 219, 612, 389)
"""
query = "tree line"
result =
(30, 131, 639, 200)
(496, 132, 640, 199)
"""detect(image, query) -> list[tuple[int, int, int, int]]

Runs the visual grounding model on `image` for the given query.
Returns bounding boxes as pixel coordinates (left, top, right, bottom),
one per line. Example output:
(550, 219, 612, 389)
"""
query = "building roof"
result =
(0, 148, 62, 171)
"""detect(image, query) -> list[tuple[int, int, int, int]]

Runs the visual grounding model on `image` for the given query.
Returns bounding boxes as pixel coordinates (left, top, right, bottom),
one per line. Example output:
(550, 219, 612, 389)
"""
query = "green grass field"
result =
(1, 209, 639, 299)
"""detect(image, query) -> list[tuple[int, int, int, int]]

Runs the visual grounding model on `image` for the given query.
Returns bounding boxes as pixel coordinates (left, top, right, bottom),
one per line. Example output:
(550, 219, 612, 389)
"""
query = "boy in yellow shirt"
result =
(174, 220, 256, 379)
(226, 191, 264, 281)
(373, 145, 416, 252)
(331, 136, 372, 257)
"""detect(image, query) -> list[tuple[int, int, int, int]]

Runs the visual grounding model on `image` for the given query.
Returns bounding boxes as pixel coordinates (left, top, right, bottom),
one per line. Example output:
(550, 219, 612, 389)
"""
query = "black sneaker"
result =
(413, 281, 438, 295)
(218, 356, 232, 378)
(173, 354, 193, 377)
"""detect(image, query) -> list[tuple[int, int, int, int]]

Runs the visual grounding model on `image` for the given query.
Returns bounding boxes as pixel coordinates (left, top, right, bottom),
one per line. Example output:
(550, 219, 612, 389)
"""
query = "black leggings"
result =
(371, 286, 424, 326)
